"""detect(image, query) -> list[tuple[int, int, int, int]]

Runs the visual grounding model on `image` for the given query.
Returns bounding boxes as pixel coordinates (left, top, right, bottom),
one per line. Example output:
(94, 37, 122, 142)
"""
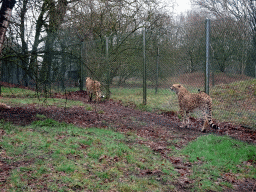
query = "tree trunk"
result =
(39, 0, 68, 94)
(0, 0, 16, 95)
(20, 0, 29, 86)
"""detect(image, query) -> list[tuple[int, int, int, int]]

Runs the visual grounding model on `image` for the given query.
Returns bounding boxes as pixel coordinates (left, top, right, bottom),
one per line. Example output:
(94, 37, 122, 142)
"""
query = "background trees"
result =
(193, 0, 255, 76)
(1, 0, 255, 96)
(3, 0, 173, 96)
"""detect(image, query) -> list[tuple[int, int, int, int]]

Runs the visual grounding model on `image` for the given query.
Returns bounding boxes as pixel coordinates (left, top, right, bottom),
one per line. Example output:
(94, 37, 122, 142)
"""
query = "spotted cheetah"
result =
(86, 77, 103, 102)
(170, 84, 219, 132)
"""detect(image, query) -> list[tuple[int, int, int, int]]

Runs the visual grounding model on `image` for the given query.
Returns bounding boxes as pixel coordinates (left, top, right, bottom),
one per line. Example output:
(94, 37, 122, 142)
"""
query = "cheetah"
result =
(86, 77, 103, 102)
(170, 84, 219, 132)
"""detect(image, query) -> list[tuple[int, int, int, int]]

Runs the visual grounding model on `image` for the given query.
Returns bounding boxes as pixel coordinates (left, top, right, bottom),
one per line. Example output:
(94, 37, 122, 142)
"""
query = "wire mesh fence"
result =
(1, 18, 255, 128)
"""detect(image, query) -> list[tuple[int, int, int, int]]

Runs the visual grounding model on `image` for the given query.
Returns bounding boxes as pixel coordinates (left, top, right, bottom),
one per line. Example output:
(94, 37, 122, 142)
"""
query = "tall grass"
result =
(211, 79, 256, 128)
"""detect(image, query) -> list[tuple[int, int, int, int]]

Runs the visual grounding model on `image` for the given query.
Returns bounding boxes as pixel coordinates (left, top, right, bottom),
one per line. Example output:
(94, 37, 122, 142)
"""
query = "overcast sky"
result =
(174, 0, 192, 14)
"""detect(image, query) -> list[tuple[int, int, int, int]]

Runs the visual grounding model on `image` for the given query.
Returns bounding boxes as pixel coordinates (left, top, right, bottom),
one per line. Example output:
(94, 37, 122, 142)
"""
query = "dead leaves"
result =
(98, 155, 119, 164)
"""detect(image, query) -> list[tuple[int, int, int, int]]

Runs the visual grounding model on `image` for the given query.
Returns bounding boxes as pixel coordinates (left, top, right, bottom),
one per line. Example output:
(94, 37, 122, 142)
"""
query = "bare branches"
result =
(193, 0, 256, 31)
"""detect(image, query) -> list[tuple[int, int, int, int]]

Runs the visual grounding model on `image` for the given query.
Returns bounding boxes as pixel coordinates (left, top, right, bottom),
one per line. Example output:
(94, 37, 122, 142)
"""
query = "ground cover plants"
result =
(1, 118, 255, 191)
(179, 134, 256, 191)
(0, 119, 177, 191)
(110, 87, 177, 112)
(211, 79, 256, 128)
(0, 87, 85, 108)
(0, 77, 256, 191)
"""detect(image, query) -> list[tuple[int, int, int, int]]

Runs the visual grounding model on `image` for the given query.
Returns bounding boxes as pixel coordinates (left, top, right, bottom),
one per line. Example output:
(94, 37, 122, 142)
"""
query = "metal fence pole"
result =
(143, 29, 147, 105)
(106, 36, 111, 99)
(205, 19, 210, 95)
(155, 47, 159, 94)
(79, 41, 84, 91)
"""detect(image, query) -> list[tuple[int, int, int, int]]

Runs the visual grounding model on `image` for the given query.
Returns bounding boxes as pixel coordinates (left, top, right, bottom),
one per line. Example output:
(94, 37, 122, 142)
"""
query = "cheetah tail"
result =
(210, 123, 220, 130)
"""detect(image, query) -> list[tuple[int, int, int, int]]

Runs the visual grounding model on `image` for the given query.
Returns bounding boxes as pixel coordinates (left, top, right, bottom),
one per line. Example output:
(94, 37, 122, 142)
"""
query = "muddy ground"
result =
(0, 90, 256, 191)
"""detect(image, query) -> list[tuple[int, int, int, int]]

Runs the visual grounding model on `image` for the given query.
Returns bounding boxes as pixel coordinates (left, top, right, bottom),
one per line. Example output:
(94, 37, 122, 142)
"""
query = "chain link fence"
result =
(1, 18, 255, 128)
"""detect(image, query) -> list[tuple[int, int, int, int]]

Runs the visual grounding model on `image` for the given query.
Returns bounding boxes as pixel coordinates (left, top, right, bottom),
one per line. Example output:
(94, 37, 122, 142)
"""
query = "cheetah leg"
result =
(201, 120, 207, 132)
(89, 92, 93, 102)
(180, 111, 189, 128)
(95, 91, 99, 102)
(201, 111, 209, 132)
(180, 110, 186, 128)
(185, 111, 190, 128)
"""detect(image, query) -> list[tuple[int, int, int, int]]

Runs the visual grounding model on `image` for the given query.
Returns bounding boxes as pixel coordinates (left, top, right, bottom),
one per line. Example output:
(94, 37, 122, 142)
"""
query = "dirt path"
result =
(1, 91, 255, 143)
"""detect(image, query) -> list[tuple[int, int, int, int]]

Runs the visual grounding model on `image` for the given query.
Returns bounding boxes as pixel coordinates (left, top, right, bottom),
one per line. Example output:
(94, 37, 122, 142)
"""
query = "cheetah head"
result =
(170, 84, 184, 94)
(86, 77, 92, 81)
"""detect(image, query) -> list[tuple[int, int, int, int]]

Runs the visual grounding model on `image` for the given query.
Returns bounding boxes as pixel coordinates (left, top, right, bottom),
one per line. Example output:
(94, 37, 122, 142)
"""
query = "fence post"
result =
(205, 19, 210, 95)
(79, 41, 84, 91)
(105, 36, 111, 99)
(155, 47, 159, 94)
(143, 29, 147, 105)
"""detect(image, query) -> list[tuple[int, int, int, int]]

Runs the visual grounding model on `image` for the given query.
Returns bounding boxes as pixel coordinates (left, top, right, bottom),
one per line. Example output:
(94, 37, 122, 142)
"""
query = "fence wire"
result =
(1, 18, 255, 128)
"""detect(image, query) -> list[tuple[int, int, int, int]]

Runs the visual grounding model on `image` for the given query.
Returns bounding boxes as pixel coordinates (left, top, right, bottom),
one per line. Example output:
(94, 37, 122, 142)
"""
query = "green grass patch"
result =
(0, 86, 86, 108)
(0, 97, 85, 108)
(179, 134, 256, 191)
(110, 87, 178, 112)
(1, 87, 36, 97)
(0, 119, 177, 191)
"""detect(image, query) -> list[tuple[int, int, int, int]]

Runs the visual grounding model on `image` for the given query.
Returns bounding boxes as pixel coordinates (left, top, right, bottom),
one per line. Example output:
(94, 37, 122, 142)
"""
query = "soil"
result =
(0, 88, 256, 191)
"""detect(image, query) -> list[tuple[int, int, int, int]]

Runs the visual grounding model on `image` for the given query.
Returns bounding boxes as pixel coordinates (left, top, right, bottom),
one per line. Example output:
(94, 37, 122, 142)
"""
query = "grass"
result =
(0, 119, 177, 191)
(210, 79, 256, 128)
(178, 134, 256, 191)
(3, 79, 255, 128)
(110, 87, 179, 112)
(0, 97, 85, 108)
(0, 84, 256, 191)
(0, 87, 36, 97)
(0, 87, 85, 108)
(110, 79, 256, 128)
(1, 119, 255, 191)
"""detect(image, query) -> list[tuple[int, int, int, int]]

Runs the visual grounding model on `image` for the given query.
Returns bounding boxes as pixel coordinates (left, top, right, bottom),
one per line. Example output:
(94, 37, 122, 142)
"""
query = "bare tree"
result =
(39, 0, 69, 93)
(8, 0, 76, 94)
(193, 0, 254, 75)
(2, 0, 175, 97)
(64, 0, 171, 98)
(0, 0, 16, 53)
(181, 11, 206, 73)
(0, 0, 16, 94)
